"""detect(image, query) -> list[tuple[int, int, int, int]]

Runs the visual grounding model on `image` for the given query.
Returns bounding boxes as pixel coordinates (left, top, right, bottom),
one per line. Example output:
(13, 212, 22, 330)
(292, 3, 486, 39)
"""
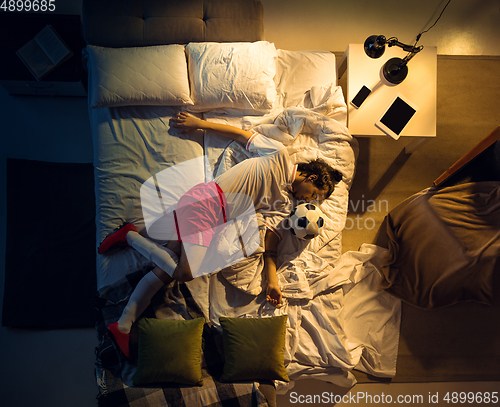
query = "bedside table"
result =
(338, 44, 437, 153)
(0, 13, 87, 97)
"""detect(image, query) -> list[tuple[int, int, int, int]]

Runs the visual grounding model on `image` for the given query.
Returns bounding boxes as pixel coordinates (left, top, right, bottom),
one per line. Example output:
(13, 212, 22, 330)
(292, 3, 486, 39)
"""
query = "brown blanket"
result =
(379, 181, 500, 309)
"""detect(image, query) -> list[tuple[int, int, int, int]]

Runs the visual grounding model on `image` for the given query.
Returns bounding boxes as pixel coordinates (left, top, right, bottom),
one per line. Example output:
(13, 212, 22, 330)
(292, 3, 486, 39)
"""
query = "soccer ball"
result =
(289, 203, 326, 240)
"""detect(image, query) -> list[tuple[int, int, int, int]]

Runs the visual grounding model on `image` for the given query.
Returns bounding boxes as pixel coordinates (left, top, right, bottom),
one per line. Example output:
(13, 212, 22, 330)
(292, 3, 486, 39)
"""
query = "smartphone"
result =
(350, 85, 371, 109)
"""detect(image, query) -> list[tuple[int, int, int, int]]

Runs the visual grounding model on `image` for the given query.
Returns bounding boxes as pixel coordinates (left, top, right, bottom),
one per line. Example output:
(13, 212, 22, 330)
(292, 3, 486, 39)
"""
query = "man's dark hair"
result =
(297, 159, 343, 198)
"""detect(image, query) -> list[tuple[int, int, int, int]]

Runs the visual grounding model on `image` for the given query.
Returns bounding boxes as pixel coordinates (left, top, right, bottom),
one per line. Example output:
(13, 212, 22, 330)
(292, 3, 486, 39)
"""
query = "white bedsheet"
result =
(89, 105, 206, 289)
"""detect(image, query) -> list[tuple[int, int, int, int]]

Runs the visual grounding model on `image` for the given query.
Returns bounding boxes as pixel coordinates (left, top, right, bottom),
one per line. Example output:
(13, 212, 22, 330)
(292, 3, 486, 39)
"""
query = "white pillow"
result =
(186, 41, 278, 112)
(276, 50, 337, 107)
(87, 45, 193, 108)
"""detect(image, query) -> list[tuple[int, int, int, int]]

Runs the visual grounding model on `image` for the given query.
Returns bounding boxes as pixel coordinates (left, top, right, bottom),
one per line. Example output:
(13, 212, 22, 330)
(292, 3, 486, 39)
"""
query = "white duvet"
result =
(202, 86, 401, 389)
(208, 244, 401, 391)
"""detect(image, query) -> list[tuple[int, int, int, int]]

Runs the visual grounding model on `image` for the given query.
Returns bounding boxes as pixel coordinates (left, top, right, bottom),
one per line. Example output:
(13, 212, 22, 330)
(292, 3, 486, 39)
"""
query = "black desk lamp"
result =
(363, 0, 452, 85)
(364, 35, 423, 84)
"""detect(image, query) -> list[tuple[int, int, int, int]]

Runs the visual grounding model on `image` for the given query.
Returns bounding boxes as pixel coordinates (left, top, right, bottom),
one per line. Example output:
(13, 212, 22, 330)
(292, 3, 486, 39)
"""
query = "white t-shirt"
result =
(214, 132, 297, 229)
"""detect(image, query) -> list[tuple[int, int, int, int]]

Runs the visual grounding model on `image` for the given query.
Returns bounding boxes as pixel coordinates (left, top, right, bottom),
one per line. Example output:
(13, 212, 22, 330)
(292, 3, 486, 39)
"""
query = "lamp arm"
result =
(386, 38, 423, 54)
(401, 46, 423, 64)
(386, 37, 423, 66)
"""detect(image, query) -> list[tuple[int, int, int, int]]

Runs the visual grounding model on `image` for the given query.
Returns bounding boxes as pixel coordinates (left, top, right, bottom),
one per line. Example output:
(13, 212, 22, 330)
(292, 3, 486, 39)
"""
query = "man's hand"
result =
(266, 282, 282, 307)
(170, 112, 205, 133)
(171, 111, 252, 144)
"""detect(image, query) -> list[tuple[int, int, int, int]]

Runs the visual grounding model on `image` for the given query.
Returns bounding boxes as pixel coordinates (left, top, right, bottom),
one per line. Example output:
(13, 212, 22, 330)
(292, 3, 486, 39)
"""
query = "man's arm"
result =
(264, 228, 282, 307)
(170, 112, 253, 145)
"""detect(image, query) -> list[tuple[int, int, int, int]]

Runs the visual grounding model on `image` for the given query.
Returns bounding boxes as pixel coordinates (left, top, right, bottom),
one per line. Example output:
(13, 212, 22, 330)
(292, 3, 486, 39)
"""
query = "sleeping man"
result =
(98, 112, 342, 358)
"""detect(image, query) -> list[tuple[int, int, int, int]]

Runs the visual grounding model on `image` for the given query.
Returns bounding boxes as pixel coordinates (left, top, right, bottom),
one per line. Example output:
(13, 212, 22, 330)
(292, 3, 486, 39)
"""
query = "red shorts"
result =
(174, 181, 227, 247)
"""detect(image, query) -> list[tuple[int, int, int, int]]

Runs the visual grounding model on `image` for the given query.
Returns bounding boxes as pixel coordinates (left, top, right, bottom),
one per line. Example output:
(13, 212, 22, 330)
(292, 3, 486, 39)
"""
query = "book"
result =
(16, 25, 74, 81)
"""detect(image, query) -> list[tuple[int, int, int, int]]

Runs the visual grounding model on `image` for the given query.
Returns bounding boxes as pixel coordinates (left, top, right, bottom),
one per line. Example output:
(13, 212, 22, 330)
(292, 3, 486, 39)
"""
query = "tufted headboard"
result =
(82, 0, 264, 47)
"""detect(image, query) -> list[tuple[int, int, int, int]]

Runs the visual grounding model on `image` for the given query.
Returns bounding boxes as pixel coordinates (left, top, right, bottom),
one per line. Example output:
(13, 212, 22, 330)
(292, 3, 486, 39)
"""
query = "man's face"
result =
(293, 177, 328, 204)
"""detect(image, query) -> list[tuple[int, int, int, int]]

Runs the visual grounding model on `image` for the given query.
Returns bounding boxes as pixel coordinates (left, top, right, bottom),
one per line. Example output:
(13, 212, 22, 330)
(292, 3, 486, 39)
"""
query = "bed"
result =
(374, 127, 500, 310)
(82, 0, 402, 405)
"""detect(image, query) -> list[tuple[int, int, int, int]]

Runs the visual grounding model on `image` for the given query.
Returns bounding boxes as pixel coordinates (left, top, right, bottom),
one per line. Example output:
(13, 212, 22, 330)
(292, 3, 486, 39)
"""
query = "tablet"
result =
(375, 95, 418, 140)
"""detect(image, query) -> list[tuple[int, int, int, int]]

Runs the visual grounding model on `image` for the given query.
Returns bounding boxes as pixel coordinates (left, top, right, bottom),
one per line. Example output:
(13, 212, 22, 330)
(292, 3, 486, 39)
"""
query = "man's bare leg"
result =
(166, 240, 182, 257)
(126, 231, 178, 277)
(171, 243, 209, 282)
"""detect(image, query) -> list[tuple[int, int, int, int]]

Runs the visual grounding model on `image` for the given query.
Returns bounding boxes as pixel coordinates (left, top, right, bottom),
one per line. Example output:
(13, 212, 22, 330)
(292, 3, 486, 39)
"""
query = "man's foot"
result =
(107, 322, 130, 359)
(98, 223, 137, 254)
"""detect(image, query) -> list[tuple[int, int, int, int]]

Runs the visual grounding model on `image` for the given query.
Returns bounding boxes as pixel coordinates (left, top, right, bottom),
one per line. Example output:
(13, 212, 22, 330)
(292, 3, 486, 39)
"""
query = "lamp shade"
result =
(364, 35, 386, 58)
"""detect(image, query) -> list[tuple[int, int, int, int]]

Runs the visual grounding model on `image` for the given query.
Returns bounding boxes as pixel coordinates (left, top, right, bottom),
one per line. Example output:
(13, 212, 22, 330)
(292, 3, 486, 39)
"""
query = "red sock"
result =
(107, 322, 130, 359)
(98, 223, 137, 254)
